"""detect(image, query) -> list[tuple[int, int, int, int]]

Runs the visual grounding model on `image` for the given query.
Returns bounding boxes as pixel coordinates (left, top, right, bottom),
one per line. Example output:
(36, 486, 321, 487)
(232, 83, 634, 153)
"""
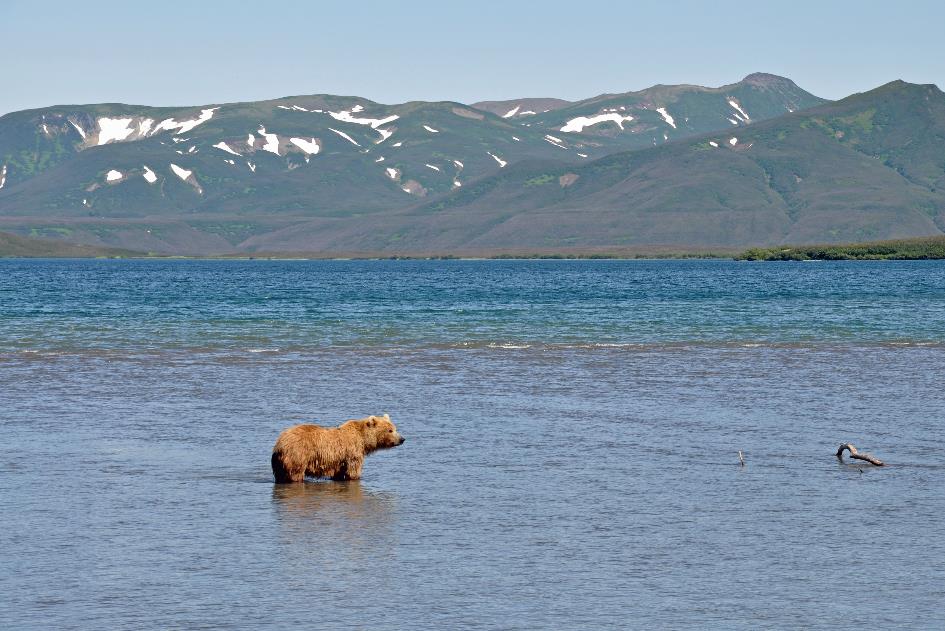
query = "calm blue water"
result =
(2, 258, 944, 352)
(1, 259, 944, 629)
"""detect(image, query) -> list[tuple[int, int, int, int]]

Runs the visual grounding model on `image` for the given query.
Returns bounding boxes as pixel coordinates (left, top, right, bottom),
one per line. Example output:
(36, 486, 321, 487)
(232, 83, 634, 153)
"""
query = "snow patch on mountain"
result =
(656, 107, 676, 129)
(152, 108, 219, 136)
(425, 164, 440, 171)
(729, 137, 738, 145)
(329, 128, 360, 146)
(289, 137, 320, 155)
(329, 106, 399, 129)
(503, 105, 520, 118)
(170, 164, 192, 180)
(142, 166, 157, 184)
(69, 119, 87, 139)
(728, 99, 750, 122)
(560, 113, 634, 133)
(0, 164, 6, 189)
(213, 141, 241, 156)
(97, 118, 136, 145)
(544, 135, 567, 149)
(257, 127, 280, 154)
(278, 104, 312, 112)
(487, 152, 507, 167)
(385, 167, 400, 180)
(423, 125, 439, 133)
(106, 169, 123, 182)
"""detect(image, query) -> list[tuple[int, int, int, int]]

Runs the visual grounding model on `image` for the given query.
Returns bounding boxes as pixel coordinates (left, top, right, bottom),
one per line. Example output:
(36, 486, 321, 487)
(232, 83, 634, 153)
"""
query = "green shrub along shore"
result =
(735, 236, 945, 261)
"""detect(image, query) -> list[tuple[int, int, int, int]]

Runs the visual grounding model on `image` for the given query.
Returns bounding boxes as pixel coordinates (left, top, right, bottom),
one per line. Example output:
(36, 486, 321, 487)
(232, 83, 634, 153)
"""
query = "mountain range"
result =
(1, 74, 943, 255)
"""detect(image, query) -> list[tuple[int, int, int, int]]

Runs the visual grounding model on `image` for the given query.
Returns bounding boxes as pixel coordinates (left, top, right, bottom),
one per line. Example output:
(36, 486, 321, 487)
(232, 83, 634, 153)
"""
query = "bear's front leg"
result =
(331, 458, 363, 481)
(346, 458, 363, 480)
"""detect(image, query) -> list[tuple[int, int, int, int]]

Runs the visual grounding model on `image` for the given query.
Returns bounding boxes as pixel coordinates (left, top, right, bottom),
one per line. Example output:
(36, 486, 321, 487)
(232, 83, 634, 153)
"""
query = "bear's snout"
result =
(398, 436, 406, 445)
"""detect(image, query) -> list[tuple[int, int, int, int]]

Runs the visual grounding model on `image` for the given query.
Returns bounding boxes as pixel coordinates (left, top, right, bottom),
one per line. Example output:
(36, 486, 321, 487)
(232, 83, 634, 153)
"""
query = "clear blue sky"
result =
(3, 0, 943, 115)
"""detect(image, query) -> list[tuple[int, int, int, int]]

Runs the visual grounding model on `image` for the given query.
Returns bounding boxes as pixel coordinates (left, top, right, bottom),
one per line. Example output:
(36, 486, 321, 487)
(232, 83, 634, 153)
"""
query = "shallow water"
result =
(1, 260, 944, 629)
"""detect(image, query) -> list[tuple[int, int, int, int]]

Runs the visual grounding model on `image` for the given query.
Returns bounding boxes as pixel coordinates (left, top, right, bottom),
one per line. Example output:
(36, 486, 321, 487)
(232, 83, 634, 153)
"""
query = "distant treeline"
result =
(735, 236, 945, 261)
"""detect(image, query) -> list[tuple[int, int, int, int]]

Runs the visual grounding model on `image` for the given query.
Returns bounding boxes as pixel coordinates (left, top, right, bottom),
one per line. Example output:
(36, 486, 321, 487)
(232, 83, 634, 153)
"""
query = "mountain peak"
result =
(840, 79, 944, 104)
(741, 72, 796, 87)
(876, 78, 941, 93)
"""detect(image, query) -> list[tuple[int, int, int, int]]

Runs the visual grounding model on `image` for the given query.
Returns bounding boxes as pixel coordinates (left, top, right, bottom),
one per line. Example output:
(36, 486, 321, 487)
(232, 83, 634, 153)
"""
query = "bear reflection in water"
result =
(271, 481, 397, 547)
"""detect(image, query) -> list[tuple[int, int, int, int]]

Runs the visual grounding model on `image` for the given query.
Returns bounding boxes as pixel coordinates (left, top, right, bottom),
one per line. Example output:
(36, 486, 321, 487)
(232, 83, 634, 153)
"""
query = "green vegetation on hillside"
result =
(3, 79, 944, 255)
(735, 236, 945, 260)
(0, 75, 828, 254)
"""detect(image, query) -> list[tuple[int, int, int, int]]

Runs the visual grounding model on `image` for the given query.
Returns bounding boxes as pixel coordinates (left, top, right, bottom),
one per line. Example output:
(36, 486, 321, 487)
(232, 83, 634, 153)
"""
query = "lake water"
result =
(1, 259, 944, 629)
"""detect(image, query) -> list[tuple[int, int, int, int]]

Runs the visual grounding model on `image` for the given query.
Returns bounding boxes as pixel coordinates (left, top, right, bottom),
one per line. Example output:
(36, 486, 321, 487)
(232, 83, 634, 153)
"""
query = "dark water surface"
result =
(1, 259, 944, 629)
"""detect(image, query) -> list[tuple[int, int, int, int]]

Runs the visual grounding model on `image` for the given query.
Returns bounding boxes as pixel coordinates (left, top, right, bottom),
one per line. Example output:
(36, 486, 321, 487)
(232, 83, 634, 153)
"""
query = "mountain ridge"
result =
(384, 80, 945, 250)
(7, 75, 939, 254)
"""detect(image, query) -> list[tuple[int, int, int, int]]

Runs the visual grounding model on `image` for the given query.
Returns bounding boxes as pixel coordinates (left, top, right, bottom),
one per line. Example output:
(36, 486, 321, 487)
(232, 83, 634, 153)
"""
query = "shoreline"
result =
(4, 232, 945, 261)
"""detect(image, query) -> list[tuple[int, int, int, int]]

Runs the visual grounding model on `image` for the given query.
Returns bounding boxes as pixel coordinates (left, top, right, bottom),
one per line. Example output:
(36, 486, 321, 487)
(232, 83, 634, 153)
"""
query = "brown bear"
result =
(271, 414, 405, 483)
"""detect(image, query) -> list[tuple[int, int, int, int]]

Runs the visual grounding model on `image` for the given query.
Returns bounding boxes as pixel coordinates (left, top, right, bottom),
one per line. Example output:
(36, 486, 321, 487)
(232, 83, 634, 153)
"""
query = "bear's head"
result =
(361, 414, 405, 451)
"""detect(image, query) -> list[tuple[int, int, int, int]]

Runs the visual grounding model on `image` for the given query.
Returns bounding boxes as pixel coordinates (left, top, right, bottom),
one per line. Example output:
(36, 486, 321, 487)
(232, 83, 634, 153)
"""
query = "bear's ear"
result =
(383, 413, 390, 420)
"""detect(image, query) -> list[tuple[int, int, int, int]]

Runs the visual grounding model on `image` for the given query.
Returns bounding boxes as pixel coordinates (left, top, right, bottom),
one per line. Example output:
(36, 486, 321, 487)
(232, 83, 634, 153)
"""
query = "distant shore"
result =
(3, 229, 945, 261)
(0, 230, 738, 259)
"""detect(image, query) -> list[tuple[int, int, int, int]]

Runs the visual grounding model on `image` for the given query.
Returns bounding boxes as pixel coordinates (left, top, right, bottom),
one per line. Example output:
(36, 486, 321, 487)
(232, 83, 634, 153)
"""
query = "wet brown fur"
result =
(271, 414, 404, 483)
